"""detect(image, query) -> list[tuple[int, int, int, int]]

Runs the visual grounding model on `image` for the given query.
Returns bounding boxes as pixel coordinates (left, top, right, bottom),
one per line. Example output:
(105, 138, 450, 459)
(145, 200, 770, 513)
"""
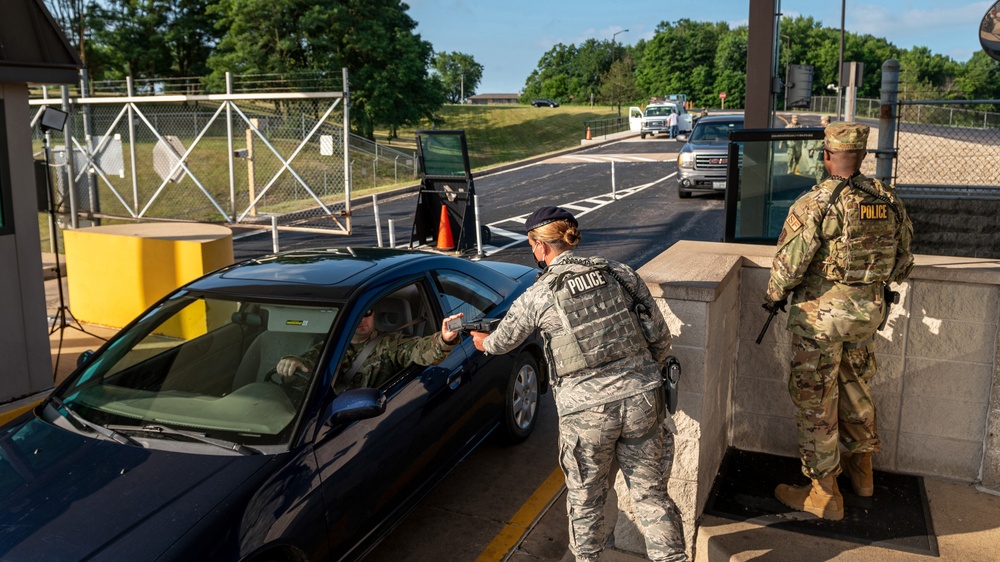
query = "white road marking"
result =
(481, 171, 678, 256)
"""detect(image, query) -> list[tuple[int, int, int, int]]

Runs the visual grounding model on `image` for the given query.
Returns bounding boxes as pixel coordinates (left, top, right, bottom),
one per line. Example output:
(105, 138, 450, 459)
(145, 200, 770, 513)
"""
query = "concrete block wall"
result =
(735, 256, 1000, 484)
(609, 242, 1000, 560)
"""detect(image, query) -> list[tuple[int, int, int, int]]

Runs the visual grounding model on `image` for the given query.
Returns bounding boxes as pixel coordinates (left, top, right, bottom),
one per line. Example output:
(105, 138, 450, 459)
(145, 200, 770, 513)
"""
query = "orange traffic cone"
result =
(436, 205, 455, 251)
(585, 126, 592, 140)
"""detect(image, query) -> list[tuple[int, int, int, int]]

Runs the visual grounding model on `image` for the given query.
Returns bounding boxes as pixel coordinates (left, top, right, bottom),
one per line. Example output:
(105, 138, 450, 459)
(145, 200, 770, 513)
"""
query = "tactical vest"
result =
(540, 257, 646, 377)
(812, 176, 899, 284)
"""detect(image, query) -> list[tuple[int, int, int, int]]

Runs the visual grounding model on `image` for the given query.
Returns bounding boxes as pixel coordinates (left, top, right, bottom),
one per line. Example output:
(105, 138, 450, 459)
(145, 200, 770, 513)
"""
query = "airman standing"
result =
(767, 122, 914, 520)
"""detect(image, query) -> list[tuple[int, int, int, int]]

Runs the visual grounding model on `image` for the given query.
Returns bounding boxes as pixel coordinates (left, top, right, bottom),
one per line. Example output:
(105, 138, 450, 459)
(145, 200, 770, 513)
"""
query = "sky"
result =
(407, 0, 996, 95)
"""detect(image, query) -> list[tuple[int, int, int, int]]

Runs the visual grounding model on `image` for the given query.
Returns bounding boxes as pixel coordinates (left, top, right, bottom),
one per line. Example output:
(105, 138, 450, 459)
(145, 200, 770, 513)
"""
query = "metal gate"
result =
(30, 70, 354, 233)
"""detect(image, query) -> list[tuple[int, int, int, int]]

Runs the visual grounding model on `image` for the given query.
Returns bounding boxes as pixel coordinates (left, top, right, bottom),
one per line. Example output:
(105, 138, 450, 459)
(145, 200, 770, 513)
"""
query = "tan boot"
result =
(775, 474, 844, 520)
(840, 452, 874, 497)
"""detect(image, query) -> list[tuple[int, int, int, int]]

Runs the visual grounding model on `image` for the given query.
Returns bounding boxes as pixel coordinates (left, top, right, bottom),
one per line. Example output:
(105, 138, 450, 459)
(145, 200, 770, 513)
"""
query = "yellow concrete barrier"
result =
(64, 223, 234, 330)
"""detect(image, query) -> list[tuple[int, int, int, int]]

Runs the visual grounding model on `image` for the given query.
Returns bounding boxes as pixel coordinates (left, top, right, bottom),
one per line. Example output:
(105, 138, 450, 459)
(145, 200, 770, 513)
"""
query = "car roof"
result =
(696, 114, 745, 123)
(185, 247, 447, 302)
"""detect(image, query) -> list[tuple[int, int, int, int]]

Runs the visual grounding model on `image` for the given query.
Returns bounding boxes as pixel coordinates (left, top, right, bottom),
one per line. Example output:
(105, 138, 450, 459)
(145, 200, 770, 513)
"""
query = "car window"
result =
(330, 282, 440, 393)
(432, 269, 502, 321)
(691, 120, 744, 141)
(55, 294, 340, 449)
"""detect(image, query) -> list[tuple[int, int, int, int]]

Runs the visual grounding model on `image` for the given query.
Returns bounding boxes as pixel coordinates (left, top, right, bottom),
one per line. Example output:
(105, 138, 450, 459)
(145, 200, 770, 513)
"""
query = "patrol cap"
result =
(824, 121, 869, 152)
(525, 206, 577, 232)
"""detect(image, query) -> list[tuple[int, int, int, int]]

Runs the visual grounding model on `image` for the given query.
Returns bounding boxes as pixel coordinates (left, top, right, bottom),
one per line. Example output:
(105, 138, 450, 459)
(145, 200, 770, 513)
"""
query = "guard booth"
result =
(723, 127, 825, 244)
(409, 130, 488, 255)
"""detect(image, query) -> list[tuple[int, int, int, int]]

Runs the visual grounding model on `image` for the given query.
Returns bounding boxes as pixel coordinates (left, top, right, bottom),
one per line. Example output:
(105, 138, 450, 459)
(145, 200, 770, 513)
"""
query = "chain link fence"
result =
(894, 100, 1000, 199)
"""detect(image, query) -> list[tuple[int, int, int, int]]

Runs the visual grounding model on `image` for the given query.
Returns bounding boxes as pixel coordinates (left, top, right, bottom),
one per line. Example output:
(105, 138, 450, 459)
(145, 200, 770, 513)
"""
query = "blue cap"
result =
(525, 206, 577, 232)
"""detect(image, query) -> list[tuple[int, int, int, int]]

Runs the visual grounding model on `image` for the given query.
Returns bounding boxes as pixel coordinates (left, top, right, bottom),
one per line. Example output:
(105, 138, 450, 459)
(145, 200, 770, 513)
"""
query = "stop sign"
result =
(720, 92, 727, 99)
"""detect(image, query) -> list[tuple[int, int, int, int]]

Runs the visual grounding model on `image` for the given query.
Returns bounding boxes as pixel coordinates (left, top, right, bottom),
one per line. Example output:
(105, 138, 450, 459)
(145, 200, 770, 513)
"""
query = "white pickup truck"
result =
(629, 102, 693, 139)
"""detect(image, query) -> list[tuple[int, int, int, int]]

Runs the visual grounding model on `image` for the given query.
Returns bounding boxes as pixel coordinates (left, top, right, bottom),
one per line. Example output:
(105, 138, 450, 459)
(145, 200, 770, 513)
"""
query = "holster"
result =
(662, 356, 681, 415)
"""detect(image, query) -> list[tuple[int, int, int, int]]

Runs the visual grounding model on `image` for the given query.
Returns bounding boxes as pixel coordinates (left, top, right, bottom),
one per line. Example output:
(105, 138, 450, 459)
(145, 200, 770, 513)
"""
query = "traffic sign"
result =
(720, 92, 727, 99)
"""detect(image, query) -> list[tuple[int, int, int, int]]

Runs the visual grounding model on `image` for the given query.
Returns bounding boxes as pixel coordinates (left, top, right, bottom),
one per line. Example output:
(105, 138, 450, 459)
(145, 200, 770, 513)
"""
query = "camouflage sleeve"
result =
(386, 331, 457, 371)
(614, 261, 672, 364)
(483, 287, 546, 356)
(283, 340, 323, 370)
(890, 196, 915, 283)
(767, 194, 824, 302)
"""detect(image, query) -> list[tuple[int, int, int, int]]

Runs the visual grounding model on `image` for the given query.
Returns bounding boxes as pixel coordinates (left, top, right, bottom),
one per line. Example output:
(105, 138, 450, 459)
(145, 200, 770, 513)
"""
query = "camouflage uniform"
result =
(484, 251, 686, 562)
(767, 125, 914, 480)
(291, 330, 456, 393)
(785, 119, 803, 174)
(805, 137, 827, 183)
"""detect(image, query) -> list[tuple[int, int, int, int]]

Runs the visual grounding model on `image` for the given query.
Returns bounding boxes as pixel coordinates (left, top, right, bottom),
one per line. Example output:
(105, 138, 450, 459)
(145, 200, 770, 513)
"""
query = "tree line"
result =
(522, 16, 1000, 112)
(43, 0, 484, 139)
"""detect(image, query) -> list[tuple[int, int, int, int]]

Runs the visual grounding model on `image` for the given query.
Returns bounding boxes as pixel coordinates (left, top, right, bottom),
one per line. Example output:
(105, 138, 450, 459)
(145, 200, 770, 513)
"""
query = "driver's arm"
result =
(277, 340, 322, 380)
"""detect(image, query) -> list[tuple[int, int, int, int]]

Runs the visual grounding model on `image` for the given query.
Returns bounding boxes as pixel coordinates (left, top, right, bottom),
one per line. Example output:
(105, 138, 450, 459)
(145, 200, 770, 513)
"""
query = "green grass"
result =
(374, 104, 618, 171)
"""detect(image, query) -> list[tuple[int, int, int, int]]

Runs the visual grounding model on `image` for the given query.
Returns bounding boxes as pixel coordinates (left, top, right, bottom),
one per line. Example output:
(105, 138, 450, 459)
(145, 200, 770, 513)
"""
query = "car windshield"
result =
(645, 106, 673, 117)
(690, 120, 744, 141)
(53, 293, 340, 450)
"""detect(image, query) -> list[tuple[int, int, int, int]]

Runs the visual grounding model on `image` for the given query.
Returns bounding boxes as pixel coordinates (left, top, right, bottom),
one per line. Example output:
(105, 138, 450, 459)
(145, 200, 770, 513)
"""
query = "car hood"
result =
(681, 139, 729, 152)
(0, 416, 275, 561)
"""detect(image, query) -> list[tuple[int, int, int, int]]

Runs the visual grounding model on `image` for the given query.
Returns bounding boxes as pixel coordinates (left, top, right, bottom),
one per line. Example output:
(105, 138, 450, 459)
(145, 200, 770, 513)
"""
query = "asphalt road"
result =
(233, 135, 726, 561)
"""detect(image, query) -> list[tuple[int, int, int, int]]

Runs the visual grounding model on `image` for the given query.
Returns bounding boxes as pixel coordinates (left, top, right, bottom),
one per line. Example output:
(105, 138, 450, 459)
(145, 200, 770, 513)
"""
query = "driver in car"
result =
(276, 310, 464, 393)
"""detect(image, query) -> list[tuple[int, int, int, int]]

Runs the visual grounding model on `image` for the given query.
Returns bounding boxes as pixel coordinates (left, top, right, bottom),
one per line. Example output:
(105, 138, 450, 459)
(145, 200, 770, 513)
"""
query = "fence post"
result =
(126, 77, 139, 218)
(226, 72, 237, 221)
(79, 68, 100, 225)
(343, 67, 352, 233)
(876, 59, 899, 184)
(60, 85, 79, 229)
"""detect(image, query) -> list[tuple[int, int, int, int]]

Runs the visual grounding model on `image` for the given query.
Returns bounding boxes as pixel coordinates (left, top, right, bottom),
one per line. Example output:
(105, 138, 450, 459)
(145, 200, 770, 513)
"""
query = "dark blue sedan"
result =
(0, 248, 547, 561)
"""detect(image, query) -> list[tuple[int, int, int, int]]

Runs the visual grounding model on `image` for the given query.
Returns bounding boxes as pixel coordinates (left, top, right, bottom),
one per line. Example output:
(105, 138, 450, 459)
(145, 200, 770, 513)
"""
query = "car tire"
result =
(501, 353, 540, 444)
(678, 189, 692, 199)
(640, 133, 646, 139)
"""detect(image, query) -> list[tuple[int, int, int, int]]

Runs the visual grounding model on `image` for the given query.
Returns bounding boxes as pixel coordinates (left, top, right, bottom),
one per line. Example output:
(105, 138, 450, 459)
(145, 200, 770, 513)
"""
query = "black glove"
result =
(763, 298, 787, 314)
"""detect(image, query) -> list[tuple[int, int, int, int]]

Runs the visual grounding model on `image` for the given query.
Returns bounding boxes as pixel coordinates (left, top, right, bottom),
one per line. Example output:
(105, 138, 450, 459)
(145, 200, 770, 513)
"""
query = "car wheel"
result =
(502, 353, 540, 444)
(678, 189, 692, 199)
(640, 133, 646, 139)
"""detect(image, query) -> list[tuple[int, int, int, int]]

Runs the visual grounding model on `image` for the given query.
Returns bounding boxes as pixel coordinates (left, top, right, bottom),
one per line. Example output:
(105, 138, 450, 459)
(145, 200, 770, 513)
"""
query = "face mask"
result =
(530, 241, 546, 269)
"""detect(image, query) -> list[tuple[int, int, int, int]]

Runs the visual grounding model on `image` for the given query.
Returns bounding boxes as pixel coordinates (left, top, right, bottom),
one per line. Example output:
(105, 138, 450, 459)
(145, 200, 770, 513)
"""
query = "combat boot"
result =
(840, 451, 874, 497)
(775, 474, 844, 521)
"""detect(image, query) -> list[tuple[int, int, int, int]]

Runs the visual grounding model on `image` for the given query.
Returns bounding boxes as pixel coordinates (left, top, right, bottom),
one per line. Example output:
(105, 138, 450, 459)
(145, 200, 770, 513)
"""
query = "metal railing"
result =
(583, 116, 631, 139)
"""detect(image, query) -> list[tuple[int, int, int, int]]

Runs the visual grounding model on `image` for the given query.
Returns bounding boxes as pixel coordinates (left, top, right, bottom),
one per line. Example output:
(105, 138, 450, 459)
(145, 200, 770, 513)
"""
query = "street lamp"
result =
(612, 29, 629, 118)
(781, 34, 791, 112)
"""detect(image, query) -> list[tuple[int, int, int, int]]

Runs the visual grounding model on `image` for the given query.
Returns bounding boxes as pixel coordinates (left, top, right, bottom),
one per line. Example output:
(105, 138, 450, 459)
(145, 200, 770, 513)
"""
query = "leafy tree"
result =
(598, 57, 641, 115)
(91, 0, 173, 81)
(636, 19, 727, 101)
(44, 0, 92, 64)
(432, 51, 484, 103)
(208, 0, 444, 139)
(164, 0, 218, 79)
(956, 51, 1000, 109)
(522, 39, 622, 104)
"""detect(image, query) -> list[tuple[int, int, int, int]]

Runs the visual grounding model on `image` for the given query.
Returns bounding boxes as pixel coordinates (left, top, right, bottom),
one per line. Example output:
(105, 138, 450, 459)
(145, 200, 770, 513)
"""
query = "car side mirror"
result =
(324, 387, 387, 426)
(77, 350, 95, 368)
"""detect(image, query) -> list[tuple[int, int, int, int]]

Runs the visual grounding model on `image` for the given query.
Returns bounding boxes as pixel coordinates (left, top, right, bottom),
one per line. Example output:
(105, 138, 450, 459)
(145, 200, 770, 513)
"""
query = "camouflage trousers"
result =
(557, 390, 686, 562)
(789, 334, 881, 479)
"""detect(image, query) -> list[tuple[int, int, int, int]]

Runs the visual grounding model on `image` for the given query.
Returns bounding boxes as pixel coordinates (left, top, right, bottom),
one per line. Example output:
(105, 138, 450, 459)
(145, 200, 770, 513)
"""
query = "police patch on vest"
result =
(860, 203, 889, 220)
(564, 270, 608, 297)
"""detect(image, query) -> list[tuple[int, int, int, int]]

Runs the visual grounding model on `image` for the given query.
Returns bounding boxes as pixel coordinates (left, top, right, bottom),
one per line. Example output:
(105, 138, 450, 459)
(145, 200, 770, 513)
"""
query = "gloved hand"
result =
(762, 298, 787, 314)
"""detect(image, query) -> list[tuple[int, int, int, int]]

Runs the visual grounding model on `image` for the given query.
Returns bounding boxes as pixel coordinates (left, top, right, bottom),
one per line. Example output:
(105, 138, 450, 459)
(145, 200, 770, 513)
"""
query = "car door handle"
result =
(446, 367, 463, 390)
